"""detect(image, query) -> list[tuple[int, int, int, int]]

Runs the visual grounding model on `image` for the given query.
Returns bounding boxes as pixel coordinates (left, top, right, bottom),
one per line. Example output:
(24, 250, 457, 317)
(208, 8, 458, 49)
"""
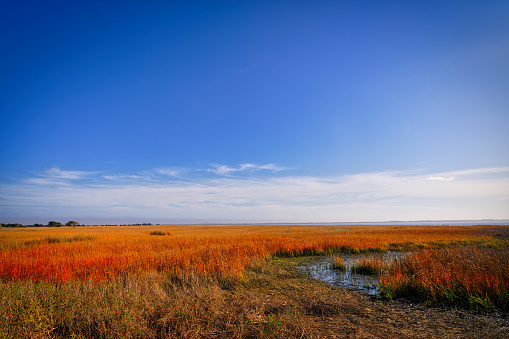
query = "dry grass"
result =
(1, 254, 507, 339)
(0, 260, 327, 338)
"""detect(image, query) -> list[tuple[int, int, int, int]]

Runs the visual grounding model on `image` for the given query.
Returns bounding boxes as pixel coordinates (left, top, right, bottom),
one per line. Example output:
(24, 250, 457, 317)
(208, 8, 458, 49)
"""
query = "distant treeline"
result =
(1, 221, 80, 228)
(0, 222, 157, 228)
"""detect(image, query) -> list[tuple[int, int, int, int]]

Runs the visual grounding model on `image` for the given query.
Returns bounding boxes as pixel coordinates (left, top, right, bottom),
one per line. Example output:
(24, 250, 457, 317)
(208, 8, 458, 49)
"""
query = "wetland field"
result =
(0, 224, 508, 338)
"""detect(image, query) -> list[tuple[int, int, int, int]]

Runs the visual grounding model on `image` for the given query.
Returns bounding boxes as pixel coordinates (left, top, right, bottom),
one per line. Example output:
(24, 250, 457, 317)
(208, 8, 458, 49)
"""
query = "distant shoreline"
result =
(2, 219, 509, 227)
(187, 220, 509, 227)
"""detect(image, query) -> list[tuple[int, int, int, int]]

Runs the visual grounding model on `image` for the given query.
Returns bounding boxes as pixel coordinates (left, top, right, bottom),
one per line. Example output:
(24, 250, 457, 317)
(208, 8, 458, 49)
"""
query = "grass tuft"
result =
(330, 255, 346, 271)
(351, 258, 387, 275)
(149, 230, 170, 236)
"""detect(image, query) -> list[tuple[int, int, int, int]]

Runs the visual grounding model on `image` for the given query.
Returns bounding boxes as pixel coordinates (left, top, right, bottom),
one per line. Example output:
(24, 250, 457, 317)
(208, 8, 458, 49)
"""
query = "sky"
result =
(1, 1, 508, 224)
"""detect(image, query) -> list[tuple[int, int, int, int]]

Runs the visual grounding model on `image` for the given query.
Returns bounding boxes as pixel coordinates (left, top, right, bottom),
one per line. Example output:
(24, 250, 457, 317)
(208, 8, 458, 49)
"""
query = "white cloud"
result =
(2, 167, 508, 222)
(209, 163, 286, 175)
(43, 167, 94, 180)
(154, 168, 180, 177)
(209, 165, 236, 175)
(102, 174, 149, 181)
(256, 164, 286, 171)
(434, 167, 509, 177)
(427, 176, 455, 181)
(22, 177, 71, 186)
(21, 167, 97, 185)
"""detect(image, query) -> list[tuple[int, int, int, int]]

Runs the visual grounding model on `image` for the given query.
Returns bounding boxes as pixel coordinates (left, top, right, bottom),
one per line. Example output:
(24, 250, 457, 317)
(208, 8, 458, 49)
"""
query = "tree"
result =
(48, 221, 62, 227)
(65, 221, 80, 227)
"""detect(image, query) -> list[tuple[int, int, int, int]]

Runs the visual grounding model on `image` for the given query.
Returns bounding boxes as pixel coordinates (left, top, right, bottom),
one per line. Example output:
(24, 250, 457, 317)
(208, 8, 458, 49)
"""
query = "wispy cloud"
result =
(102, 174, 150, 181)
(43, 167, 95, 180)
(435, 167, 509, 177)
(209, 163, 287, 175)
(1, 166, 508, 222)
(427, 176, 455, 181)
(154, 168, 181, 177)
(22, 167, 97, 185)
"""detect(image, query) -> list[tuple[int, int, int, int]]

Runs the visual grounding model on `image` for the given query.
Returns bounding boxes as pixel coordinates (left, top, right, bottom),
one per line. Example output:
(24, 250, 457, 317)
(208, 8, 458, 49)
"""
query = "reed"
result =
(330, 255, 346, 271)
(351, 257, 387, 275)
(379, 245, 509, 312)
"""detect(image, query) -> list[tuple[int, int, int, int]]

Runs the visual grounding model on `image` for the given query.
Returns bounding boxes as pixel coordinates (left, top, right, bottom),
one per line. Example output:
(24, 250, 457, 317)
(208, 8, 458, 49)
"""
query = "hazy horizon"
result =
(3, 218, 509, 227)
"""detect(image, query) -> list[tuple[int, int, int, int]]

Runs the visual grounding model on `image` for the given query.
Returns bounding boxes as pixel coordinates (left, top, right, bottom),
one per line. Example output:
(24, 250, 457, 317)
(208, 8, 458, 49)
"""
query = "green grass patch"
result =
(24, 235, 95, 247)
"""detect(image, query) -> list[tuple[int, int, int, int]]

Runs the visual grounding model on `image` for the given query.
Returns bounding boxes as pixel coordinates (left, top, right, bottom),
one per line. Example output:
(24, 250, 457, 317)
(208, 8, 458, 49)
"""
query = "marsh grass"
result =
(1, 225, 508, 337)
(0, 225, 495, 282)
(24, 234, 95, 247)
(351, 258, 388, 276)
(330, 255, 346, 271)
(0, 234, 95, 251)
(379, 245, 509, 312)
(0, 261, 326, 338)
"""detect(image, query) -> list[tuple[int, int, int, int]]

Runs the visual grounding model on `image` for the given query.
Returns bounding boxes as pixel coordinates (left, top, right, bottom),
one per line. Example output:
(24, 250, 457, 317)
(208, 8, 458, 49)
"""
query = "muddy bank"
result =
(310, 289, 508, 338)
(267, 257, 509, 338)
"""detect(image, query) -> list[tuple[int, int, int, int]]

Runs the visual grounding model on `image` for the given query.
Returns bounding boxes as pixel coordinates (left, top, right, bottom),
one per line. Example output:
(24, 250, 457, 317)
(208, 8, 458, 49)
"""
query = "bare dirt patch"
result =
(314, 290, 508, 338)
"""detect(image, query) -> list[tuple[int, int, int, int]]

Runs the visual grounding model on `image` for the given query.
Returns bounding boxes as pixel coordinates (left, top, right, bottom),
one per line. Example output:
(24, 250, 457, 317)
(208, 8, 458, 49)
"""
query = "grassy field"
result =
(0, 224, 507, 338)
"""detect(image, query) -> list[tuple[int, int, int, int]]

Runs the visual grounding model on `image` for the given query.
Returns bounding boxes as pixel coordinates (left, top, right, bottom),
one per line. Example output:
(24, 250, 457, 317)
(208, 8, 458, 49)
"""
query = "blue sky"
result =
(1, 1, 508, 224)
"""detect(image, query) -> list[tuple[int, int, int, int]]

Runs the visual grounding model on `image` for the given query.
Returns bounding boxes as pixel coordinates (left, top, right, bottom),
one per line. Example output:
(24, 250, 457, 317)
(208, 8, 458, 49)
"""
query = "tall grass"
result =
(379, 245, 509, 312)
(0, 225, 495, 283)
(0, 263, 320, 338)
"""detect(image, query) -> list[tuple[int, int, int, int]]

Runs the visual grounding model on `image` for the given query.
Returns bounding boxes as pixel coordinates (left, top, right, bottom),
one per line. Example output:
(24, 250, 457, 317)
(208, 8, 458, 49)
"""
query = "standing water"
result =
(296, 251, 405, 296)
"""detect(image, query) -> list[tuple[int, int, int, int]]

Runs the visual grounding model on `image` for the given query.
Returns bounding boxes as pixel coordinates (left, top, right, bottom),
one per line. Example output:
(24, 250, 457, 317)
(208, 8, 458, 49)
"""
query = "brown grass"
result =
(1, 255, 507, 338)
(0, 259, 326, 338)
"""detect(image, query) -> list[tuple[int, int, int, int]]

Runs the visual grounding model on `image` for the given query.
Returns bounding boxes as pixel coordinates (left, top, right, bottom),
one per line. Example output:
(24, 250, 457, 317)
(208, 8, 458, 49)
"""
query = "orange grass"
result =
(0, 225, 498, 283)
(379, 245, 509, 312)
(351, 257, 388, 275)
(330, 255, 346, 270)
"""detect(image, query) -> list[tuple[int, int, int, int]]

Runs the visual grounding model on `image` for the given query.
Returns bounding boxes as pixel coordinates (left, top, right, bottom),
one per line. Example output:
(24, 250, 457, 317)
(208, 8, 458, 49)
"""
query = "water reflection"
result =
(296, 252, 405, 296)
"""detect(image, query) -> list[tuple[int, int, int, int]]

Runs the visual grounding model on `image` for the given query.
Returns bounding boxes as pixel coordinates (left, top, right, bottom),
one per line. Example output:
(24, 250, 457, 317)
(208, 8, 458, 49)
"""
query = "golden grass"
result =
(0, 224, 495, 283)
